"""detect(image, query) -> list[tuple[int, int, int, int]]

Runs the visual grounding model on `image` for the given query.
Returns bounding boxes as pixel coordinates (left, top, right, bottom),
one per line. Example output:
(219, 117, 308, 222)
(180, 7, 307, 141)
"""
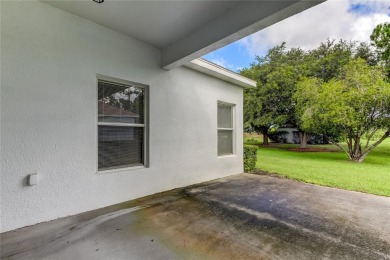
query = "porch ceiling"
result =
(42, 0, 324, 70)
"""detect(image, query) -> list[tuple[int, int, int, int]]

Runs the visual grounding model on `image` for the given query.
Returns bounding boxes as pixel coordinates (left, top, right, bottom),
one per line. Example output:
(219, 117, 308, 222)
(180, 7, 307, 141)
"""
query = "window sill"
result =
(217, 154, 236, 159)
(96, 165, 148, 175)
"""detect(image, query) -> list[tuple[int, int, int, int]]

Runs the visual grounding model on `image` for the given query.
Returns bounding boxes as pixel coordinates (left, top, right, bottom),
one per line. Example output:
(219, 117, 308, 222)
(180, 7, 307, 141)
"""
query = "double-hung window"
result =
(217, 102, 235, 156)
(97, 78, 148, 171)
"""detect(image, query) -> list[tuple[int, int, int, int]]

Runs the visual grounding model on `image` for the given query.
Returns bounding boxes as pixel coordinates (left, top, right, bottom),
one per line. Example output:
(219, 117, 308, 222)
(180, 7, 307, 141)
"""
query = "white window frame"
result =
(96, 74, 149, 173)
(217, 101, 236, 157)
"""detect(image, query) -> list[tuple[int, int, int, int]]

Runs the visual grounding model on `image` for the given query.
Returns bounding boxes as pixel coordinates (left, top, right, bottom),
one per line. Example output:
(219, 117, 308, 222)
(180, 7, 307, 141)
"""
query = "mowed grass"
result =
(244, 134, 390, 197)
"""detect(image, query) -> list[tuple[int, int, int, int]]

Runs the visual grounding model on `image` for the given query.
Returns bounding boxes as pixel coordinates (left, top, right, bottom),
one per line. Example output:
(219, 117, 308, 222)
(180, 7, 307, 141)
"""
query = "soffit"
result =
(43, 0, 240, 49)
(42, 0, 325, 69)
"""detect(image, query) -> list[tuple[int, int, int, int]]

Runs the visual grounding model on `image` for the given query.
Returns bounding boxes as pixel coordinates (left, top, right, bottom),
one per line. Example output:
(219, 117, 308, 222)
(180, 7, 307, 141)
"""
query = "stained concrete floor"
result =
(1, 173, 390, 260)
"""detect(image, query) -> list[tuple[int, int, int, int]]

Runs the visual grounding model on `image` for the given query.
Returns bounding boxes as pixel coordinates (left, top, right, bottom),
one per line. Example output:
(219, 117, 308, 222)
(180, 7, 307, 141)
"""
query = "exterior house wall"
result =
(0, 1, 243, 232)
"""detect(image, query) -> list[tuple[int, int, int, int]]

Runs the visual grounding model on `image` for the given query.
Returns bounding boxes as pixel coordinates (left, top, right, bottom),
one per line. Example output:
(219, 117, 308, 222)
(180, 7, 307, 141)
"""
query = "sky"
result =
(203, 0, 390, 72)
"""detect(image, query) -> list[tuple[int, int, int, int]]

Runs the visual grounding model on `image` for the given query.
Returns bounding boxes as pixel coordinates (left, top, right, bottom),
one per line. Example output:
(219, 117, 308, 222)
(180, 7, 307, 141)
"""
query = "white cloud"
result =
(208, 57, 228, 67)
(239, 0, 390, 56)
(349, 0, 390, 13)
(206, 56, 238, 71)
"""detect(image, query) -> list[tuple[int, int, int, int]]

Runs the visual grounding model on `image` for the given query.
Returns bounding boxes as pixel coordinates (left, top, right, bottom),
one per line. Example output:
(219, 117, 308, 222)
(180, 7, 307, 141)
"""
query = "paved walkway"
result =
(2, 174, 390, 259)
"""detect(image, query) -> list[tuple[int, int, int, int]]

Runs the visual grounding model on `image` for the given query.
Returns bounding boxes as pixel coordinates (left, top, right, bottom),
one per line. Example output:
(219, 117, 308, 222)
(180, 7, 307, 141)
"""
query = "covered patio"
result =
(2, 174, 389, 259)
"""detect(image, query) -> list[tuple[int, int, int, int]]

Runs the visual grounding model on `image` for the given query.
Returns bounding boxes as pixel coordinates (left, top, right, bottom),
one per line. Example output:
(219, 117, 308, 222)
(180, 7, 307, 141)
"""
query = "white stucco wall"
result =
(0, 1, 244, 232)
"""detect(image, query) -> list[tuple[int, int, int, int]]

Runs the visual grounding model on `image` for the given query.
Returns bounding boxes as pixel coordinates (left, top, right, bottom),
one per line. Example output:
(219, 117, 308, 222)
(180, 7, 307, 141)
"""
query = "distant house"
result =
(277, 125, 299, 144)
(98, 102, 140, 124)
(1, 0, 323, 232)
(276, 125, 327, 144)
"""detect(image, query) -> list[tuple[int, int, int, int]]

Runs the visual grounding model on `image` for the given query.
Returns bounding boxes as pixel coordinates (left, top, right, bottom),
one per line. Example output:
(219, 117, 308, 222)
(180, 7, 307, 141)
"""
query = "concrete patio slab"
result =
(1, 174, 390, 259)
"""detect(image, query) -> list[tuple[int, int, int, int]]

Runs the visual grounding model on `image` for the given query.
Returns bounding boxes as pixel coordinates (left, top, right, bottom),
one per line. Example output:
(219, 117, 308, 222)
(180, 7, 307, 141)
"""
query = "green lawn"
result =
(244, 135, 390, 197)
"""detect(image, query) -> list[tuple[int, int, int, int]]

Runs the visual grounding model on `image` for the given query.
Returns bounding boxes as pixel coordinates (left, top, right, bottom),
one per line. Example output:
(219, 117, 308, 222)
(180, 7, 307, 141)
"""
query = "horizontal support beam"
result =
(162, 0, 325, 70)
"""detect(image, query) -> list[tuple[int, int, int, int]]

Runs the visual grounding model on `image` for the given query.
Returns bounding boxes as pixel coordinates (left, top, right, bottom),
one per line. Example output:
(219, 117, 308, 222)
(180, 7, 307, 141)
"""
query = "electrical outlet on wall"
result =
(28, 174, 38, 186)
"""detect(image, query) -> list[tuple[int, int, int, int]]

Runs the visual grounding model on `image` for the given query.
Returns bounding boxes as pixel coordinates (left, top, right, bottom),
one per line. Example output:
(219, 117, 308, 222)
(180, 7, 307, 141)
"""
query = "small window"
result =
(217, 102, 235, 156)
(97, 78, 147, 171)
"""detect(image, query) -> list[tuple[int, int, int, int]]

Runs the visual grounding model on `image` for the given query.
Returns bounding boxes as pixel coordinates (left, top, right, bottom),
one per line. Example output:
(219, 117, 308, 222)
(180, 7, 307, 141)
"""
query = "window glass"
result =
(98, 126, 144, 170)
(218, 104, 232, 128)
(97, 79, 146, 171)
(217, 102, 234, 156)
(98, 81, 144, 124)
(218, 130, 233, 156)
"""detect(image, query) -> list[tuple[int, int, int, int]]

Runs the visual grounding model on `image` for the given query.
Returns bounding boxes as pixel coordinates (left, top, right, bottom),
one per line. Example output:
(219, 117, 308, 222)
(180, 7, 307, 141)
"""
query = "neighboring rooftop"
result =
(98, 102, 139, 118)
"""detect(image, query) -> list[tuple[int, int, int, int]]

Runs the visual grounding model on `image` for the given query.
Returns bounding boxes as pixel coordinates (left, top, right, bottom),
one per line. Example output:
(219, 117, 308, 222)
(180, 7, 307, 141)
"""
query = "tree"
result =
(295, 40, 354, 147)
(296, 40, 378, 147)
(241, 43, 302, 145)
(243, 90, 278, 145)
(306, 39, 354, 82)
(243, 40, 379, 148)
(296, 58, 390, 162)
(293, 78, 322, 144)
(370, 22, 390, 78)
(355, 42, 378, 66)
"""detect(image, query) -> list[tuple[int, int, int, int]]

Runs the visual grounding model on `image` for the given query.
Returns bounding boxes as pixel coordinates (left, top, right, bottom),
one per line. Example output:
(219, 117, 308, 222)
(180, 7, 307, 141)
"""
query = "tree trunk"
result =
(323, 134, 329, 144)
(355, 130, 390, 162)
(329, 131, 388, 163)
(348, 138, 362, 162)
(349, 146, 363, 162)
(263, 132, 269, 146)
(299, 131, 308, 148)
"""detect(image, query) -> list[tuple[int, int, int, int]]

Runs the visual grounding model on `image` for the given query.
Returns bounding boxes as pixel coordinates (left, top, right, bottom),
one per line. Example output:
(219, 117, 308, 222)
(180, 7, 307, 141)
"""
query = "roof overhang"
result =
(162, 0, 325, 70)
(43, 0, 325, 70)
(185, 59, 256, 88)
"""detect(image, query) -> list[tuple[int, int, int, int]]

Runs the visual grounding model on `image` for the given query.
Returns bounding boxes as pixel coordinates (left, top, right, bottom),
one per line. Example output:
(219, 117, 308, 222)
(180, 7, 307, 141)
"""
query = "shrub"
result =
(244, 146, 257, 173)
(245, 138, 261, 145)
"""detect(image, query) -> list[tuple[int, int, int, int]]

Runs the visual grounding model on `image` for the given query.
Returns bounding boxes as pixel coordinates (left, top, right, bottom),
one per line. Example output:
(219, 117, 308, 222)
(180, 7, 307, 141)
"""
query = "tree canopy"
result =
(241, 24, 390, 161)
(241, 43, 306, 145)
(295, 58, 390, 162)
(370, 22, 390, 79)
(241, 40, 364, 146)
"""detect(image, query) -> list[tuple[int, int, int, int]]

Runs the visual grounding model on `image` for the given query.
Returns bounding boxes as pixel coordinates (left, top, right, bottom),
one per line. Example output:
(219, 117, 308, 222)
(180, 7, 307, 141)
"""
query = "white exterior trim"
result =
(98, 122, 145, 127)
(217, 101, 236, 157)
(185, 58, 256, 88)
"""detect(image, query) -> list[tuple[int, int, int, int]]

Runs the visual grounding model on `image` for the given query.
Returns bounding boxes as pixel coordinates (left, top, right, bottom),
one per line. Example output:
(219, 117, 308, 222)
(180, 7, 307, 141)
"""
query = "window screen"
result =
(218, 104, 232, 128)
(217, 102, 234, 156)
(98, 79, 146, 171)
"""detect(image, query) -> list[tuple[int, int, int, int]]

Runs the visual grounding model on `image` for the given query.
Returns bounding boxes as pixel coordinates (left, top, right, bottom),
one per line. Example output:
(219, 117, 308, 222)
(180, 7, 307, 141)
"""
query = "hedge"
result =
(244, 146, 257, 173)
